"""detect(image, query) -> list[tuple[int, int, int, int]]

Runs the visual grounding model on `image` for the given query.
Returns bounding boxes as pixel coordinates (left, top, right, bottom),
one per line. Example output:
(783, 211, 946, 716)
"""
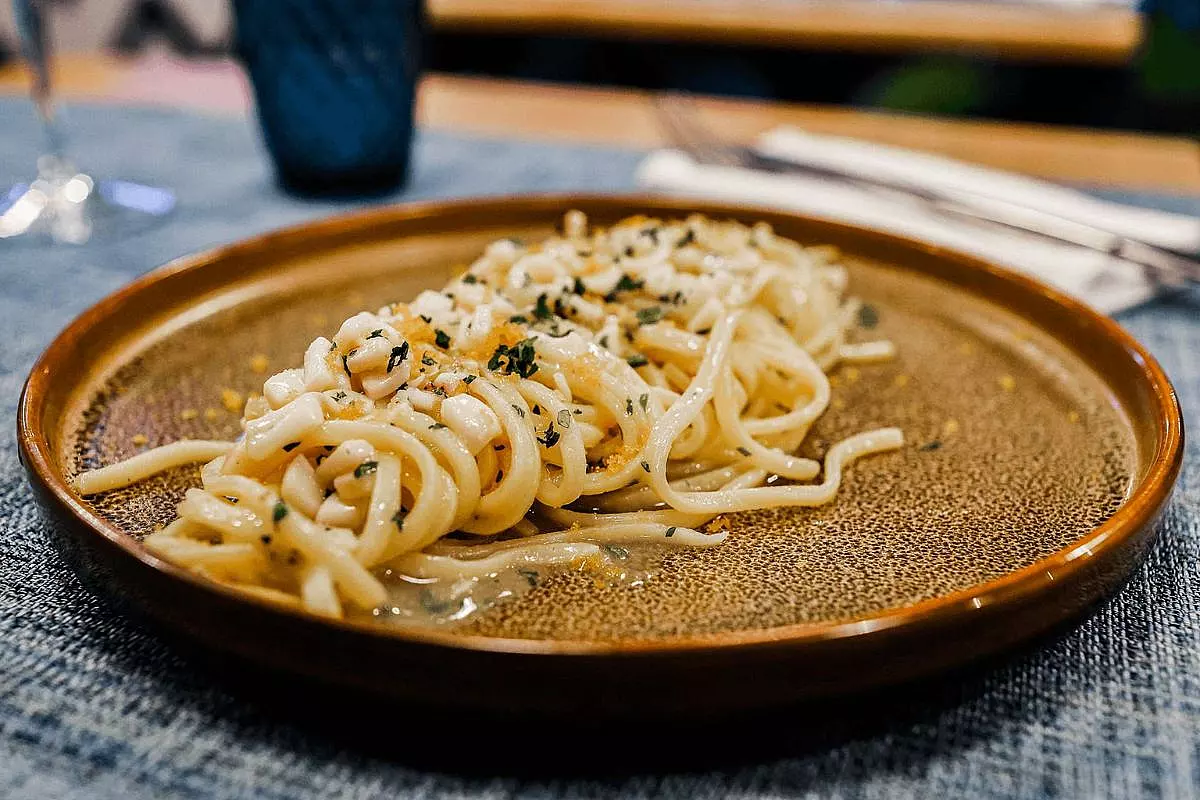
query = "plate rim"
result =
(17, 192, 1185, 658)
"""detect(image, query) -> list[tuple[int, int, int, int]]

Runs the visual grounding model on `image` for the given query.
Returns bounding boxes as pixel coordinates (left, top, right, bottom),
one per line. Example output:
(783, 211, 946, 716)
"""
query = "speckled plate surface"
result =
(18, 195, 1182, 717)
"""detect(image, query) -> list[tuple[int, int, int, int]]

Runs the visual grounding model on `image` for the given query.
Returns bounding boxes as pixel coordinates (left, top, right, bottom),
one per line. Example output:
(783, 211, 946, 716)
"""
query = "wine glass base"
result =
(1, 166, 175, 245)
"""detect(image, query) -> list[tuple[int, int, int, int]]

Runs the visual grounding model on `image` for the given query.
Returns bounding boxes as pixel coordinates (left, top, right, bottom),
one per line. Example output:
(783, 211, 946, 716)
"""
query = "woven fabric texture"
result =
(1, 101, 1198, 800)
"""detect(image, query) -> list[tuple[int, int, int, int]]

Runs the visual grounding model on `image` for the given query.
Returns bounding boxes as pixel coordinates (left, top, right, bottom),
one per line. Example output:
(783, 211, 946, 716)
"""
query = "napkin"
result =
(635, 128, 1200, 315)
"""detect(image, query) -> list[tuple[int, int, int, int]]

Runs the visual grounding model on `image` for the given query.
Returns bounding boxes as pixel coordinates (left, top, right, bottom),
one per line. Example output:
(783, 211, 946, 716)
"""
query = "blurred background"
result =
(0, 0, 1196, 135)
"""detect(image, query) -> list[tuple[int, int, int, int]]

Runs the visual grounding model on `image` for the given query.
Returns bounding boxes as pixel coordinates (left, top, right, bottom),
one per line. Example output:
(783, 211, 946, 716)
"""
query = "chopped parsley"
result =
(638, 393, 649, 412)
(463, 375, 476, 384)
(537, 422, 561, 448)
(919, 440, 942, 452)
(534, 293, 553, 321)
(366, 329, 384, 339)
(516, 568, 539, 587)
(626, 353, 649, 368)
(392, 509, 407, 529)
(625, 397, 634, 416)
(641, 461, 650, 472)
(434, 329, 451, 349)
(331, 391, 347, 402)
(665, 526, 677, 538)
(461, 274, 478, 284)
(603, 544, 630, 559)
(272, 502, 288, 522)
(636, 306, 663, 325)
(386, 342, 410, 373)
(858, 304, 880, 329)
(615, 274, 643, 293)
(429, 422, 447, 430)
(509, 315, 529, 325)
(736, 446, 752, 456)
(418, 589, 457, 615)
(511, 404, 525, 418)
(677, 229, 695, 247)
(421, 354, 436, 367)
(488, 338, 538, 378)
(419, 314, 432, 324)
(573, 277, 586, 295)
(354, 460, 378, 478)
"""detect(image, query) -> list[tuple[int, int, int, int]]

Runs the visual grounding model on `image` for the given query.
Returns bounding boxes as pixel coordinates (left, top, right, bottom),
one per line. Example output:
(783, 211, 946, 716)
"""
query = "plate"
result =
(18, 194, 1182, 718)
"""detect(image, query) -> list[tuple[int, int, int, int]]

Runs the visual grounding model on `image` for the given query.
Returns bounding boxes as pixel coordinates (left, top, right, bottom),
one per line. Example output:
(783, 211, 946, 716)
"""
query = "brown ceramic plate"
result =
(18, 195, 1182, 718)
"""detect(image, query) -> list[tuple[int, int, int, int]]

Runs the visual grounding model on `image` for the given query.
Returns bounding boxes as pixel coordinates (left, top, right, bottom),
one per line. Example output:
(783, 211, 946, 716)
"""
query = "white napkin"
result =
(635, 129, 1200, 314)
(757, 128, 1200, 254)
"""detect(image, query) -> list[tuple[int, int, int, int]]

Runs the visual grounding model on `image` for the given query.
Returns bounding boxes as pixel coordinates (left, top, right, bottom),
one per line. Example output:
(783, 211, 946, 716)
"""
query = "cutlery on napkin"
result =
(636, 126, 1200, 314)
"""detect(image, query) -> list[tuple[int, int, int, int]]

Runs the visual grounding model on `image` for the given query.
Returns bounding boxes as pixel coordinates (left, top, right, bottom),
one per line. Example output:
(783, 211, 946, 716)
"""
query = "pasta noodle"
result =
(75, 212, 903, 623)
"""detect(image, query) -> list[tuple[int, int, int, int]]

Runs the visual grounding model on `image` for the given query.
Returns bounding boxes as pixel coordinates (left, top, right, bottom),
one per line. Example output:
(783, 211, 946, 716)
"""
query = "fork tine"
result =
(653, 93, 744, 168)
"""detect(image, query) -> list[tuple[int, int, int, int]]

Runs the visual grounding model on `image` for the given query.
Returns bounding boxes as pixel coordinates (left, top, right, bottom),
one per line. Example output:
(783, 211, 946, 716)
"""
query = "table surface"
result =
(427, 0, 1144, 64)
(1, 54, 1197, 195)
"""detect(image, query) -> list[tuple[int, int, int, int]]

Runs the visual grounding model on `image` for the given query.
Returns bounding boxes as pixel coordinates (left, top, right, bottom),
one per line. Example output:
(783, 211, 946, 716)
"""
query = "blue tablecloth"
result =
(2, 100, 1199, 799)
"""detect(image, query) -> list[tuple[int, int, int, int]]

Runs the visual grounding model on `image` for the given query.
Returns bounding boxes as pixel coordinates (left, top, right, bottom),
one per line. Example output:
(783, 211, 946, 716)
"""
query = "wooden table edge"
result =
(1, 58, 1196, 194)
(428, 0, 1144, 64)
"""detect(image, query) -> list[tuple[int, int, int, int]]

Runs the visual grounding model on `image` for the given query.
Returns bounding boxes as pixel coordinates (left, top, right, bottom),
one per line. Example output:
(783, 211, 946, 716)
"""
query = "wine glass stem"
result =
(14, 0, 66, 164)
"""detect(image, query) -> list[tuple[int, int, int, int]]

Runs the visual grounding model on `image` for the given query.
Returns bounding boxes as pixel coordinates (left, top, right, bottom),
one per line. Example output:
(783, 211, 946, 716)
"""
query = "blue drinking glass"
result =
(233, 0, 425, 197)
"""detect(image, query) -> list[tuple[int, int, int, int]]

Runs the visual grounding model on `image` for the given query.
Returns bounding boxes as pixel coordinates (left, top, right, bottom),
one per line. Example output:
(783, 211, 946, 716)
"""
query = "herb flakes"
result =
(534, 293, 553, 321)
(488, 338, 539, 378)
(386, 342, 410, 373)
(636, 306, 663, 325)
(537, 422, 561, 449)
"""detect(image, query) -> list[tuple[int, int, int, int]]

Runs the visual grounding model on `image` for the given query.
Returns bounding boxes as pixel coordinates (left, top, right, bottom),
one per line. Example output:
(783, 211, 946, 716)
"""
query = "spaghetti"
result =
(76, 212, 903, 621)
